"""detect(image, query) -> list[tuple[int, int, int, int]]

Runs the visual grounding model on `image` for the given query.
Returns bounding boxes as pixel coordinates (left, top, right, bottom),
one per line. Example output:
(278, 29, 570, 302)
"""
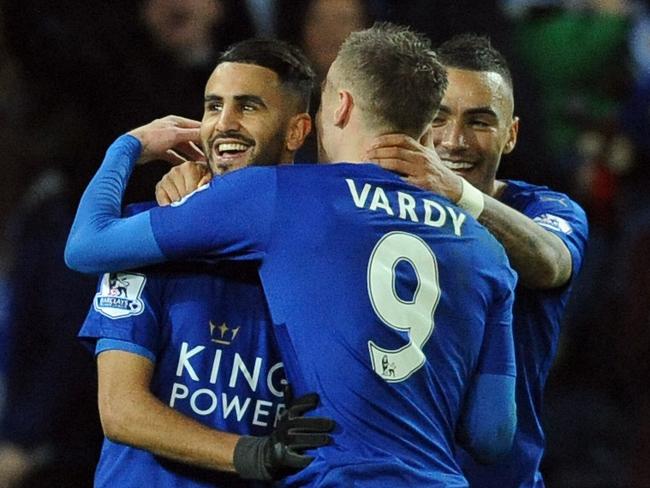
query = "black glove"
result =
(233, 387, 335, 480)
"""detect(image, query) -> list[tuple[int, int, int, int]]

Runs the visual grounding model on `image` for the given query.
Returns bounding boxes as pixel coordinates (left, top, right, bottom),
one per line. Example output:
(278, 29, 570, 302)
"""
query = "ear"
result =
(419, 124, 434, 149)
(286, 113, 312, 152)
(503, 116, 519, 155)
(334, 90, 354, 129)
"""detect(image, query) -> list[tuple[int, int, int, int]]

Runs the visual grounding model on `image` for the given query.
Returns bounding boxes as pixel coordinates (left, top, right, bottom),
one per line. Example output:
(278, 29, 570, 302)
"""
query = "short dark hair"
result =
(335, 22, 447, 137)
(218, 39, 316, 112)
(437, 34, 513, 90)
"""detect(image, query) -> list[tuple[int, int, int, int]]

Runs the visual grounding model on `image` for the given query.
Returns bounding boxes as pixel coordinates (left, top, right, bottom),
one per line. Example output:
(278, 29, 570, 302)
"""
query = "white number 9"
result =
(367, 232, 440, 382)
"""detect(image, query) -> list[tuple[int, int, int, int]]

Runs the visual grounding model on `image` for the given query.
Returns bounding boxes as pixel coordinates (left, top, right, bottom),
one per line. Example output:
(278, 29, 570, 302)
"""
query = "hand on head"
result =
(365, 133, 463, 202)
(128, 115, 206, 166)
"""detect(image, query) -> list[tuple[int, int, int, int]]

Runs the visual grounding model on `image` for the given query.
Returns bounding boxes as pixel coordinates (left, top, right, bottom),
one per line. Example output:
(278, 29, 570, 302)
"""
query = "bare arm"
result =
(97, 349, 334, 480)
(477, 194, 571, 289)
(97, 350, 239, 472)
(366, 134, 572, 289)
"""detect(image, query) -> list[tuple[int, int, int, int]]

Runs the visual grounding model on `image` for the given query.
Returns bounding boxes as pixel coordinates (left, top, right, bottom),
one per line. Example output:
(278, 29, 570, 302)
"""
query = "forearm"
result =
(478, 194, 572, 289)
(100, 386, 239, 473)
(65, 135, 166, 273)
(457, 373, 516, 464)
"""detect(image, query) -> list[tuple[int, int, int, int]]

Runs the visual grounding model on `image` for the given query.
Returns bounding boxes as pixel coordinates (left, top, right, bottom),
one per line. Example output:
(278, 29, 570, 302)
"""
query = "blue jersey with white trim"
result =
(80, 256, 283, 487)
(458, 180, 588, 488)
(67, 135, 518, 487)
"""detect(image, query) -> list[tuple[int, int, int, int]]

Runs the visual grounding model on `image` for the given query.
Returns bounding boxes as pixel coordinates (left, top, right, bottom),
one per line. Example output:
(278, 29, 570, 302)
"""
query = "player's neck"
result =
(336, 130, 376, 164)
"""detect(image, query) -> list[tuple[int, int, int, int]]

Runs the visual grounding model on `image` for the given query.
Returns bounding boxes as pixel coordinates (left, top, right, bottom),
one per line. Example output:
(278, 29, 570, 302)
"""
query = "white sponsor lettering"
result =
(169, 342, 286, 428)
(229, 353, 262, 390)
(252, 400, 273, 427)
(191, 388, 218, 415)
(176, 343, 205, 380)
(169, 383, 189, 407)
(267, 362, 287, 398)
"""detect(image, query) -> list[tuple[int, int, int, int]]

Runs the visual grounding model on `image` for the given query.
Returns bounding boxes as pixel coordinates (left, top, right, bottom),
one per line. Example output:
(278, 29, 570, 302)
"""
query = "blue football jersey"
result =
(458, 180, 588, 488)
(80, 262, 284, 488)
(67, 135, 519, 487)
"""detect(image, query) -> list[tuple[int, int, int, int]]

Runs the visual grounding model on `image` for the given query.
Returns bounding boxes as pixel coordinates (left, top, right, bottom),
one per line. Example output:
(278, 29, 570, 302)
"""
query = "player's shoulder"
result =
(502, 179, 585, 216)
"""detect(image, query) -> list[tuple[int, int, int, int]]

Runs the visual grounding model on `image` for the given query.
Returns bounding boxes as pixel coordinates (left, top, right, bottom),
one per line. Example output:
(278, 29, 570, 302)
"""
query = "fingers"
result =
(182, 162, 210, 193)
(160, 114, 202, 128)
(198, 173, 213, 187)
(288, 415, 335, 429)
(365, 146, 411, 160)
(283, 452, 314, 469)
(282, 383, 294, 406)
(155, 179, 181, 206)
(288, 393, 320, 416)
(174, 141, 207, 163)
(367, 158, 407, 176)
(165, 149, 189, 166)
(367, 133, 419, 150)
(155, 161, 208, 205)
(129, 116, 203, 164)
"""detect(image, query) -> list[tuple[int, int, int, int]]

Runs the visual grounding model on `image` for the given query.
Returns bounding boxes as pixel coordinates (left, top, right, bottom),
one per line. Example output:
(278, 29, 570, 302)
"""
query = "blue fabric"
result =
(95, 338, 156, 363)
(80, 262, 283, 488)
(68, 137, 519, 486)
(65, 135, 165, 273)
(458, 179, 589, 488)
(457, 373, 517, 464)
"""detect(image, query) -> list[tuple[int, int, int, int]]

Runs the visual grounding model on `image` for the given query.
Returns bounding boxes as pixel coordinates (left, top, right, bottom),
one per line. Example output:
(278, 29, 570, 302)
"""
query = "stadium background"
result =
(0, 0, 648, 486)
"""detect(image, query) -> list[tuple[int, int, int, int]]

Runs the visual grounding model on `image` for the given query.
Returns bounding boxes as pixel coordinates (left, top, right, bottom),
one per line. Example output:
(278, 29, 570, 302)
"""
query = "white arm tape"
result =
(457, 178, 485, 219)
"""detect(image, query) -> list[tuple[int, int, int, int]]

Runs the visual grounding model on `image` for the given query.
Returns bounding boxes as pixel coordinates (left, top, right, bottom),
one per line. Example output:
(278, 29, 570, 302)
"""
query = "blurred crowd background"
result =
(0, 0, 648, 486)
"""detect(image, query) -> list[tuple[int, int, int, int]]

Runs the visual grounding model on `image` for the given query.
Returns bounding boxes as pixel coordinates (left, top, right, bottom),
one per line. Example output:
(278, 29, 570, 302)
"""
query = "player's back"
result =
(256, 164, 517, 487)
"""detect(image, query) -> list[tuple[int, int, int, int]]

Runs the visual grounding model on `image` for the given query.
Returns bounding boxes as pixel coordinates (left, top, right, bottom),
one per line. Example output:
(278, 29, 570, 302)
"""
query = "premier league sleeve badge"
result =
(93, 272, 147, 319)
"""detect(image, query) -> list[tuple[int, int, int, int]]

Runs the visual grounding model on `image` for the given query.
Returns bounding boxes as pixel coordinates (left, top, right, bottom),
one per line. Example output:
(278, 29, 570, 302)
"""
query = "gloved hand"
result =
(233, 387, 335, 480)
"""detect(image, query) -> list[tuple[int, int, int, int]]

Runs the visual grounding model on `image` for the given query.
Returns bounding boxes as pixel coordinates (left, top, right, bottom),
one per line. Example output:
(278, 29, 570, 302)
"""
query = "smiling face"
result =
(431, 68, 518, 196)
(201, 62, 296, 175)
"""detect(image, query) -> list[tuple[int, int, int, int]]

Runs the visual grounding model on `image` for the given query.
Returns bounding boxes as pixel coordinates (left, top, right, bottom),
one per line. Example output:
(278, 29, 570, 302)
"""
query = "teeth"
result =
(443, 161, 473, 170)
(218, 143, 248, 152)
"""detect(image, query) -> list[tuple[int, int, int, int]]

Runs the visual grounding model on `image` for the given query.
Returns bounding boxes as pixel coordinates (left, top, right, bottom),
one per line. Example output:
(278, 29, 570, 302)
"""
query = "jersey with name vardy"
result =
(66, 135, 518, 487)
(80, 238, 283, 487)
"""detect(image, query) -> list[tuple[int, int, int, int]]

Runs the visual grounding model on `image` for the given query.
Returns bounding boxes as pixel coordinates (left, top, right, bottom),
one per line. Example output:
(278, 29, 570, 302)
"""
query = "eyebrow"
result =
(438, 104, 498, 118)
(204, 94, 267, 108)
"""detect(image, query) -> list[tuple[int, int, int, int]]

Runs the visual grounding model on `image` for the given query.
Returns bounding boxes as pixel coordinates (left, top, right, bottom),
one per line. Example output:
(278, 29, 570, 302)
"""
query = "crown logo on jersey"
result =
(209, 320, 241, 345)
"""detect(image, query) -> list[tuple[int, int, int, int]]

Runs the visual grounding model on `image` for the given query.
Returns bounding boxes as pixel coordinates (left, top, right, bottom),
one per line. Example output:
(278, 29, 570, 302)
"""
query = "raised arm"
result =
(65, 116, 273, 274)
(65, 117, 203, 273)
(366, 134, 574, 289)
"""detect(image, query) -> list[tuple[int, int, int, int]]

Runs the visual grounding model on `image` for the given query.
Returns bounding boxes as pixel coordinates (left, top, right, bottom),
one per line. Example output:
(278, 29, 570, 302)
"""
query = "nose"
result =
(216, 104, 241, 132)
(436, 121, 468, 151)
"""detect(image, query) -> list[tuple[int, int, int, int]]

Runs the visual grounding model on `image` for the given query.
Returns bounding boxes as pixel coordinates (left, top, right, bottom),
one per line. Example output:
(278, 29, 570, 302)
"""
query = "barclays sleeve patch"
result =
(94, 272, 147, 319)
(533, 213, 573, 235)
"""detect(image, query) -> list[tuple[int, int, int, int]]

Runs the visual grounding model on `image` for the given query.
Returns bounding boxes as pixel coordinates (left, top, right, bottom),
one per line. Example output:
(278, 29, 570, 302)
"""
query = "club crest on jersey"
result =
(533, 213, 572, 234)
(94, 272, 146, 318)
(209, 320, 241, 345)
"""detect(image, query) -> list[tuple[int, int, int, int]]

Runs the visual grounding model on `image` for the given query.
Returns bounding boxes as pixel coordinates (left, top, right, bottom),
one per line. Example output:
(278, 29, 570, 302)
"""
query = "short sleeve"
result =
(78, 271, 163, 358)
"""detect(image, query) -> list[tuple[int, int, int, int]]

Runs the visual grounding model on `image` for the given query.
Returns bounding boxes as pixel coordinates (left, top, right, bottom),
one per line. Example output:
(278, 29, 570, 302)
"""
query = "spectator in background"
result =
(1, 0, 255, 203)
(277, 0, 371, 162)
